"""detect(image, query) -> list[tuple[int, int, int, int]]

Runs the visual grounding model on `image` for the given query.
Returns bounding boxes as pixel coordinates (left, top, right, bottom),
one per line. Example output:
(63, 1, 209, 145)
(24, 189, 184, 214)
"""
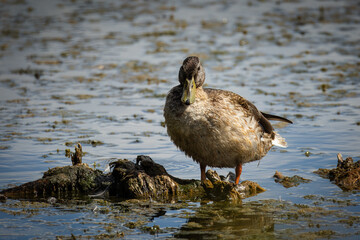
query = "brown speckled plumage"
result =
(164, 56, 292, 183)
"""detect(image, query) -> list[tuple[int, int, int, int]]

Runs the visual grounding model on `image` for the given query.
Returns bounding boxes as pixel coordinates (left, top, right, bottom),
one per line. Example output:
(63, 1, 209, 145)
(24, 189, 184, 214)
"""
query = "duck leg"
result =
(200, 163, 206, 182)
(235, 163, 243, 184)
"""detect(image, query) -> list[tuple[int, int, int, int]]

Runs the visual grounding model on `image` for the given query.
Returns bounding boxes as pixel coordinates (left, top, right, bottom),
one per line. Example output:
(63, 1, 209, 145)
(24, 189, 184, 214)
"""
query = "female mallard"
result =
(164, 56, 292, 184)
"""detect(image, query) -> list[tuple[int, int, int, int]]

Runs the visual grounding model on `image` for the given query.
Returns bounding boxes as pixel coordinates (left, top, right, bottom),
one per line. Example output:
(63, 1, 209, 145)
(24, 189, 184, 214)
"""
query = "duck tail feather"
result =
(261, 112, 293, 124)
(272, 132, 288, 148)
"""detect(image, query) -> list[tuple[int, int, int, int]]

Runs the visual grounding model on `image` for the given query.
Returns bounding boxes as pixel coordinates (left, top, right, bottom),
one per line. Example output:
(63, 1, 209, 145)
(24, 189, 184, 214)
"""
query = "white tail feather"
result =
(272, 132, 287, 148)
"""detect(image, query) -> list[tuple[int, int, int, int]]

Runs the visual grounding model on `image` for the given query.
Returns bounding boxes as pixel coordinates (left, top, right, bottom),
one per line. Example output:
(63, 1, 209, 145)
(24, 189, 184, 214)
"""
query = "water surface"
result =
(0, 0, 359, 239)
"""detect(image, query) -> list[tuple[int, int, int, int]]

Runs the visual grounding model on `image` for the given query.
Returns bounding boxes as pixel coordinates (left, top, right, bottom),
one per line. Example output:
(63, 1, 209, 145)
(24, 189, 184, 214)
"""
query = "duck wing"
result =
(234, 99, 274, 135)
(205, 88, 292, 135)
(235, 96, 292, 148)
(248, 103, 293, 135)
(236, 97, 292, 136)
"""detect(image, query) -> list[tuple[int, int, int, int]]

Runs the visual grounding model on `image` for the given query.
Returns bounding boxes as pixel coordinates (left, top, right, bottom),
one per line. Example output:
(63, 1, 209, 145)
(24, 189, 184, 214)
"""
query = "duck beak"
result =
(181, 76, 196, 105)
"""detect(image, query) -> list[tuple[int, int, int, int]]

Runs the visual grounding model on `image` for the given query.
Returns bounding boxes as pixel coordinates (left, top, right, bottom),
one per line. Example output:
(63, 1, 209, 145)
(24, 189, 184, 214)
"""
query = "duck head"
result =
(178, 56, 205, 105)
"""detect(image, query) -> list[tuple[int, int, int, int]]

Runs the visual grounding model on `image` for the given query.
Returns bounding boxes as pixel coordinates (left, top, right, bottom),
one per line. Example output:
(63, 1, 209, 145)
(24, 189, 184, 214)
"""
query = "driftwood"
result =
(1, 145, 265, 201)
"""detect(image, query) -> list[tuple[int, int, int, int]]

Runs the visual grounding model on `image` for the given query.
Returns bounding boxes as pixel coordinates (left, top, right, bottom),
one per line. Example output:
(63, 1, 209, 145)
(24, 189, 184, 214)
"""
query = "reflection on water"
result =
(175, 201, 274, 239)
(0, 0, 359, 238)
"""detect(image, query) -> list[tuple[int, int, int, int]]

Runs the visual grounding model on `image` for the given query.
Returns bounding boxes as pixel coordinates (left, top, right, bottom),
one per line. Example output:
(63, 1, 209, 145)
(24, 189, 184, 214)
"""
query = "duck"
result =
(163, 56, 292, 184)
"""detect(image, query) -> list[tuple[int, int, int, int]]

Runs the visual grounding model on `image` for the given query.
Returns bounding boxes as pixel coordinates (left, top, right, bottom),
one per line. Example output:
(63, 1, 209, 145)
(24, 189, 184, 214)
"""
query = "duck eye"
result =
(197, 66, 200, 71)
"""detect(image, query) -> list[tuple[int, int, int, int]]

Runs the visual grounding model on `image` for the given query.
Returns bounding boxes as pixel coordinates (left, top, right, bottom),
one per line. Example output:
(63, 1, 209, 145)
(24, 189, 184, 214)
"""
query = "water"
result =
(0, 0, 359, 239)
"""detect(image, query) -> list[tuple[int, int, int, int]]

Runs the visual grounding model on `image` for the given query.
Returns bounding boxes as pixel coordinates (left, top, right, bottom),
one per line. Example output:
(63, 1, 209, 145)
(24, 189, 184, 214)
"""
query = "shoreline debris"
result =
(314, 153, 360, 191)
(273, 171, 311, 188)
(0, 145, 266, 202)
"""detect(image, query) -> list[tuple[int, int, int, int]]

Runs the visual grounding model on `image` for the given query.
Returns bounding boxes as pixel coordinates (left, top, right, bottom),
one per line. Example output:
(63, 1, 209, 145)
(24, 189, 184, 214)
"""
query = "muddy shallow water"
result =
(0, 0, 359, 239)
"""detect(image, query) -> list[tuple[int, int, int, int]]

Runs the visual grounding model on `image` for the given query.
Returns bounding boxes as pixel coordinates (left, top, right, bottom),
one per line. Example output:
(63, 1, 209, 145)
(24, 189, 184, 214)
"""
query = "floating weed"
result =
(65, 140, 104, 147)
(168, 16, 188, 28)
(139, 88, 154, 94)
(6, 98, 28, 104)
(141, 225, 160, 235)
(124, 220, 146, 229)
(65, 148, 71, 158)
(131, 30, 177, 39)
(147, 41, 170, 53)
(125, 74, 167, 85)
(121, 60, 158, 74)
(146, 93, 167, 99)
(201, 19, 227, 29)
(92, 73, 106, 79)
(303, 195, 357, 207)
(74, 76, 101, 83)
(338, 216, 360, 227)
(318, 83, 332, 92)
(33, 59, 62, 65)
(1, 28, 19, 38)
(331, 89, 357, 98)
(0, 79, 17, 88)
(51, 95, 65, 101)
(93, 63, 117, 70)
(255, 89, 277, 96)
(212, 65, 231, 72)
(60, 50, 81, 58)
(11, 67, 44, 76)
(296, 101, 315, 108)
(250, 62, 280, 68)
(75, 94, 95, 100)
(37, 137, 54, 143)
(53, 119, 71, 125)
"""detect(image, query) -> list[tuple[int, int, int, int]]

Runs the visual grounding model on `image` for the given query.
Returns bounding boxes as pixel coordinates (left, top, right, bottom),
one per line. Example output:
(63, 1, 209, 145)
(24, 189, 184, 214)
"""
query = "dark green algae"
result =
(1, 195, 359, 239)
(0, 151, 359, 239)
(1, 153, 359, 239)
(174, 199, 360, 240)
